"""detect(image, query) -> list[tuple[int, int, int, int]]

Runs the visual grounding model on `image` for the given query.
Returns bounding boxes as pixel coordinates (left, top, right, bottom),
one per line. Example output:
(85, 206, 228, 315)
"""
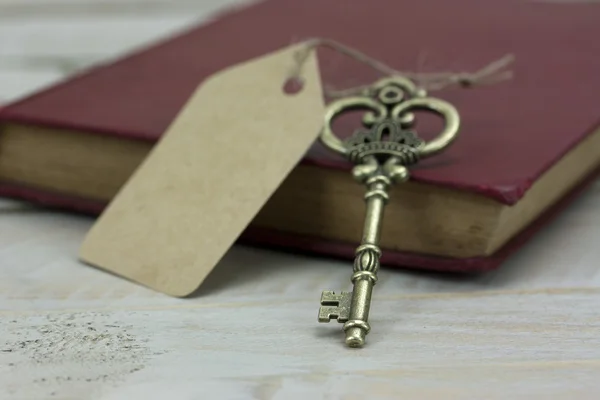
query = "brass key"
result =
(317, 76, 460, 348)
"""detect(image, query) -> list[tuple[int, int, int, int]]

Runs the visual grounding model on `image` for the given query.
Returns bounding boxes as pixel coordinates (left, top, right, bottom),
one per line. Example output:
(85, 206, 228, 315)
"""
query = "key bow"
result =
(320, 76, 460, 163)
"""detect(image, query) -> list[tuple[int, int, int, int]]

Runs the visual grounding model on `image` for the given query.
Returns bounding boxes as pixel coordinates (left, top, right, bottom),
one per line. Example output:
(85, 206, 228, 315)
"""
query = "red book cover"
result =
(1, 0, 599, 272)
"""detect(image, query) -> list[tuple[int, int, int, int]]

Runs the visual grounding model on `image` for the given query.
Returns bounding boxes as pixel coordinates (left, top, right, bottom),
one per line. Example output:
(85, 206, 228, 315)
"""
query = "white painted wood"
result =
(0, 0, 253, 16)
(3, 286, 600, 400)
(0, 16, 203, 59)
(1, 0, 600, 398)
(0, 70, 66, 103)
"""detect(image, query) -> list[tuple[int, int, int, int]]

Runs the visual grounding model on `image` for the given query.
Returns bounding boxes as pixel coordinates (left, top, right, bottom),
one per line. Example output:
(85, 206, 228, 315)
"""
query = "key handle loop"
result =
(319, 76, 460, 163)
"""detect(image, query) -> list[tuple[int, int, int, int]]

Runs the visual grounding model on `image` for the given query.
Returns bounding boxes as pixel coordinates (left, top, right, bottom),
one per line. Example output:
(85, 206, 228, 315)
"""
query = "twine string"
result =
(288, 38, 514, 97)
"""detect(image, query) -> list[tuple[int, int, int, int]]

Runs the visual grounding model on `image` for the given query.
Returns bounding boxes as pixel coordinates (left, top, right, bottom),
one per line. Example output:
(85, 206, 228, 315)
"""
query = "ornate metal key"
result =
(317, 76, 461, 347)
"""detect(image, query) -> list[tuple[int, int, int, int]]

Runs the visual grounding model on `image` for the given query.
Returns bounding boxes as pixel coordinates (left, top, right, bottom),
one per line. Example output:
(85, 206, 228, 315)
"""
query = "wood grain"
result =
(0, 0, 599, 398)
(3, 288, 600, 399)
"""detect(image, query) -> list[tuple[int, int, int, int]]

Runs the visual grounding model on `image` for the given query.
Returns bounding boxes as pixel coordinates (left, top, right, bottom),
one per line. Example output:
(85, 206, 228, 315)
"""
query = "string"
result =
(288, 38, 514, 96)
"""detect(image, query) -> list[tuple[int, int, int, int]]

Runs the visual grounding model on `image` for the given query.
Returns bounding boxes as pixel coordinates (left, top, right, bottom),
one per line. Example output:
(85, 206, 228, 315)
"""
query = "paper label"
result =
(79, 43, 325, 297)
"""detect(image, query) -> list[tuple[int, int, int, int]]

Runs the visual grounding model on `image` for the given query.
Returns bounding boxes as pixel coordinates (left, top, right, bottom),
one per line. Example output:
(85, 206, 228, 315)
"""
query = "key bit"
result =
(316, 76, 461, 348)
(318, 290, 351, 322)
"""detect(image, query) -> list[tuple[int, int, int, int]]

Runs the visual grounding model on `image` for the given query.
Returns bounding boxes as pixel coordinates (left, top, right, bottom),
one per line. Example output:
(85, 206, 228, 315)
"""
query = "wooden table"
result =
(1, 1, 599, 399)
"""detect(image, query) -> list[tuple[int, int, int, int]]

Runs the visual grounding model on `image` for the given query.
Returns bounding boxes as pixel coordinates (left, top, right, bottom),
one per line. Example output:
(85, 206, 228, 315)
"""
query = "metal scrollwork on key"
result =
(317, 76, 460, 348)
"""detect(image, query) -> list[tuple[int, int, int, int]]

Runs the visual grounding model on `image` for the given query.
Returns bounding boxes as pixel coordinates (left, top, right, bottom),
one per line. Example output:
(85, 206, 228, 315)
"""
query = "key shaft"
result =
(342, 173, 388, 347)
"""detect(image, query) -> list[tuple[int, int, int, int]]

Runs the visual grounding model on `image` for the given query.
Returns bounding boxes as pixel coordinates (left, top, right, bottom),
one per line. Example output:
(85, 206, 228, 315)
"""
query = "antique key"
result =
(317, 76, 460, 347)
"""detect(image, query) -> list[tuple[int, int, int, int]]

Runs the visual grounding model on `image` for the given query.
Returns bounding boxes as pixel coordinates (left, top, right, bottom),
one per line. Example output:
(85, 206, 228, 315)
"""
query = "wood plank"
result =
(0, 54, 102, 74)
(0, 0, 252, 17)
(0, 70, 65, 103)
(0, 16, 201, 59)
(1, 287, 599, 399)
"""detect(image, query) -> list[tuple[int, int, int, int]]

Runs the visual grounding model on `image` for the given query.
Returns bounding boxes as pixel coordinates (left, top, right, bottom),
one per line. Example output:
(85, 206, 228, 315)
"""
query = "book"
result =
(1, 0, 599, 273)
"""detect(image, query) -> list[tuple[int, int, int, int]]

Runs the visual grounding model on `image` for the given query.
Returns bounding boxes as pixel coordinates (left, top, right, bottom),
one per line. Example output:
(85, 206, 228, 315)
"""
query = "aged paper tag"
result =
(79, 43, 325, 297)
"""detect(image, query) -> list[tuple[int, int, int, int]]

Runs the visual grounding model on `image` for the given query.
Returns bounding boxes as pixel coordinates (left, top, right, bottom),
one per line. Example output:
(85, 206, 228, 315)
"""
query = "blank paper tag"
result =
(79, 43, 325, 297)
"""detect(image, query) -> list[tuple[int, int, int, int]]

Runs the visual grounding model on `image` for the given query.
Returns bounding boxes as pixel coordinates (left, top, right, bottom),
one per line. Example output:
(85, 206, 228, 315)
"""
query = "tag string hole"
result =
(283, 77, 304, 95)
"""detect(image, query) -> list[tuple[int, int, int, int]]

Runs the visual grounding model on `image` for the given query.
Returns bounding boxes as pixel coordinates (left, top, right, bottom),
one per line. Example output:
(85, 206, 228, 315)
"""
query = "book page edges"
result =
(1, 123, 599, 260)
